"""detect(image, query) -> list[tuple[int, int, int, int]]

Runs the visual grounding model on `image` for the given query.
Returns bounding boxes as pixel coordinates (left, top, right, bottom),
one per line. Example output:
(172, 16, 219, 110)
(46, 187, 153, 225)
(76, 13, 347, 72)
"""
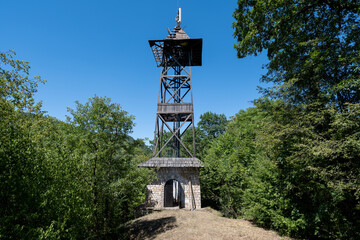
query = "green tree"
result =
(200, 107, 264, 214)
(66, 95, 150, 238)
(231, 1, 360, 239)
(27, 97, 152, 239)
(198, 112, 228, 139)
(196, 112, 228, 159)
(0, 50, 45, 112)
(0, 50, 48, 239)
(233, 0, 360, 110)
(29, 116, 92, 239)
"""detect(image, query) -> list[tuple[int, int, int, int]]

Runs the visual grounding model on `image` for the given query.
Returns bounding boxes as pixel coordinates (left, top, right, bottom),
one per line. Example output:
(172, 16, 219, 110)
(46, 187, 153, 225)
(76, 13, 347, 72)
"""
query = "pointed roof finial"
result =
(176, 8, 181, 27)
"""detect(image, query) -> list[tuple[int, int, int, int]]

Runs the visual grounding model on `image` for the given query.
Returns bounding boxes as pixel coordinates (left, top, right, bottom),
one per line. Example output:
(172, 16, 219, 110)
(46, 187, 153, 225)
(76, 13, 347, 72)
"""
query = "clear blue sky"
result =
(1, 0, 268, 140)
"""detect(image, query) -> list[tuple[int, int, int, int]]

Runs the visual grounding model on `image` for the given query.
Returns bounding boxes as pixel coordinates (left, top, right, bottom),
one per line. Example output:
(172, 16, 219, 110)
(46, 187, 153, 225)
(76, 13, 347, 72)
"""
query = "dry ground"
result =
(128, 208, 291, 240)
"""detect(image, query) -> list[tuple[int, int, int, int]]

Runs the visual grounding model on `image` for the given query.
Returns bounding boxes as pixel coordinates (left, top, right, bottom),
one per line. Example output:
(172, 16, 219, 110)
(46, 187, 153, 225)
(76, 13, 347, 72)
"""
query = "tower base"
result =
(145, 167, 201, 210)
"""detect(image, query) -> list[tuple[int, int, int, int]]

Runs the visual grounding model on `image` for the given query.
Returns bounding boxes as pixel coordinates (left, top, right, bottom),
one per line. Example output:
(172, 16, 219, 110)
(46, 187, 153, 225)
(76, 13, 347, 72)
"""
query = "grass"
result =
(127, 207, 292, 240)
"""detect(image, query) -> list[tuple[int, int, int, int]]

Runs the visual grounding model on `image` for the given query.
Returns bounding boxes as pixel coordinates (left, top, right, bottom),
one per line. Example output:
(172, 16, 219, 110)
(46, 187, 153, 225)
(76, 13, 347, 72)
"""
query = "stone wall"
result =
(146, 167, 201, 209)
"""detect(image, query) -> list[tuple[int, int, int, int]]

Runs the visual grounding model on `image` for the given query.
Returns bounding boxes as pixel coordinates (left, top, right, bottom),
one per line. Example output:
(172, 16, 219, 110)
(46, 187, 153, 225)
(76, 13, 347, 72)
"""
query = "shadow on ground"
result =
(128, 216, 177, 240)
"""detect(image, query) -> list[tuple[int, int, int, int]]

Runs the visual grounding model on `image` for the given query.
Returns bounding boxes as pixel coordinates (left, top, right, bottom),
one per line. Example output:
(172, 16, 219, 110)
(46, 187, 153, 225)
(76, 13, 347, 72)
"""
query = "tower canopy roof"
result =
(149, 38, 202, 67)
(148, 8, 202, 67)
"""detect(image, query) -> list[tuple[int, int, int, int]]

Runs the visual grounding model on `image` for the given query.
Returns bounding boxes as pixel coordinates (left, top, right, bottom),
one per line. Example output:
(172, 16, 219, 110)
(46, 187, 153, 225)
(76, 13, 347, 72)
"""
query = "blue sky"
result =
(1, 0, 268, 140)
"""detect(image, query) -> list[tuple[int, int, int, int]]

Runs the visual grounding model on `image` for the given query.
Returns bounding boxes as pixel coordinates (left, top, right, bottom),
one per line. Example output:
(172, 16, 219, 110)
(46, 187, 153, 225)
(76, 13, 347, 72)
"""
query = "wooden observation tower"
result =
(139, 8, 203, 209)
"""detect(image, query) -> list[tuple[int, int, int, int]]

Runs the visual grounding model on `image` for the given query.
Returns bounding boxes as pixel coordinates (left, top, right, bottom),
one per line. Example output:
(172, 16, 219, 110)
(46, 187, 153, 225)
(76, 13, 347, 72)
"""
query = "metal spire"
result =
(176, 8, 181, 28)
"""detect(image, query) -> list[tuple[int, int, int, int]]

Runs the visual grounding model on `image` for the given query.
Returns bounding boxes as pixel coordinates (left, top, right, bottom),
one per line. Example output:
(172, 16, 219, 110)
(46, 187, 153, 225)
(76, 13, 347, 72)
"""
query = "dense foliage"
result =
(200, 1, 360, 239)
(233, 0, 360, 109)
(0, 51, 152, 239)
(2, 1, 360, 238)
(202, 100, 360, 239)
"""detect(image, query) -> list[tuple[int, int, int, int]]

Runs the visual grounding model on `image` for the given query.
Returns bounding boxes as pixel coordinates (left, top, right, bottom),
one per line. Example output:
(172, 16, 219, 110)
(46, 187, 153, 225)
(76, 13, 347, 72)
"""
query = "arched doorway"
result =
(164, 179, 183, 208)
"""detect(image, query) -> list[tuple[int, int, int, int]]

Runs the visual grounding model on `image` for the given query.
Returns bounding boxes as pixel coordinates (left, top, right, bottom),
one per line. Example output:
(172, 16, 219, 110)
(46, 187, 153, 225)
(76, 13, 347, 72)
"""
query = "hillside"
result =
(128, 208, 291, 240)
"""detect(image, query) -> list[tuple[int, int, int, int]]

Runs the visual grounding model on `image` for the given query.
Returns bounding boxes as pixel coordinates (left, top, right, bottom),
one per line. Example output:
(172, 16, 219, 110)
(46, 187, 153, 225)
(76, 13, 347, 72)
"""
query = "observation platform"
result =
(157, 103, 193, 122)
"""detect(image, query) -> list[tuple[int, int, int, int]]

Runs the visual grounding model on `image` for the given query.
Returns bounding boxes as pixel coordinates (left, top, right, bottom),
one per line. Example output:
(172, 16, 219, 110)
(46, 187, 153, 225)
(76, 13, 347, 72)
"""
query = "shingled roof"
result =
(138, 157, 203, 168)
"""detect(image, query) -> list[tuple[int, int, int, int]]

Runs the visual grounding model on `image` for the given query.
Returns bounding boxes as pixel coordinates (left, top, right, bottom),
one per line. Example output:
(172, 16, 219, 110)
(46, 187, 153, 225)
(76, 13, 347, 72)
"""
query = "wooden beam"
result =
(158, 114, 193, 157)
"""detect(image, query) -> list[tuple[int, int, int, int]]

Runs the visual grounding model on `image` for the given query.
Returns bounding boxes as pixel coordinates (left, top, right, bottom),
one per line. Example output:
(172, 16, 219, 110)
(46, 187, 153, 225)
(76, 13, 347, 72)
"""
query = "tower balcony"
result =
(157, 103, 193, 114)
(157, 103, 193, 122)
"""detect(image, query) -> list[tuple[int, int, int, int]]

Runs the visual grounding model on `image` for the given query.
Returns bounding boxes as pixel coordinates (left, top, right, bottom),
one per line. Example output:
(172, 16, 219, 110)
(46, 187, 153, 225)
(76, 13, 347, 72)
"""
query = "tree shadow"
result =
(128, 216, 177, 240)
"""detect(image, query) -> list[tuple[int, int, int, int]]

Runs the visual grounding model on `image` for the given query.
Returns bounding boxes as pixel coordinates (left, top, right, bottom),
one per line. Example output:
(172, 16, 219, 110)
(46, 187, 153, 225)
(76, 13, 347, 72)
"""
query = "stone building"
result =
(138, 158, 202, 209)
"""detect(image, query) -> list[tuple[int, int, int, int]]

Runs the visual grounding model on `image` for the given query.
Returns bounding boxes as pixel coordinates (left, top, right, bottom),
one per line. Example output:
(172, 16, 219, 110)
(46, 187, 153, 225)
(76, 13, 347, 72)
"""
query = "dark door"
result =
(164, 179, 180, 207)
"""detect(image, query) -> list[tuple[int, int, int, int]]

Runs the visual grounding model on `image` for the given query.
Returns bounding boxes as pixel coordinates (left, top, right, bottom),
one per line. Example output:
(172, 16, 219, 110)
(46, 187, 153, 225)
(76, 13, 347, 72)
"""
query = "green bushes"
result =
(200, 101, 360, 239)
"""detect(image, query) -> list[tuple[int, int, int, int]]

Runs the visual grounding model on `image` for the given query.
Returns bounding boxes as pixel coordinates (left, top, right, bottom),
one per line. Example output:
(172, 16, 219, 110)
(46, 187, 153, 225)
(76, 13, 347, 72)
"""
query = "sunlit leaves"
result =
(0, 50, 45, 112)
(233, 0, 360, 109)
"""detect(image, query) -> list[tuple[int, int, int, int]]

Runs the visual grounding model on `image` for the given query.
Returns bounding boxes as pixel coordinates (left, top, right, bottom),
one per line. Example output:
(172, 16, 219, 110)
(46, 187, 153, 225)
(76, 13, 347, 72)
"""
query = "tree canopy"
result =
(0, 50, 45, 112)
(233, 0, 360, 110)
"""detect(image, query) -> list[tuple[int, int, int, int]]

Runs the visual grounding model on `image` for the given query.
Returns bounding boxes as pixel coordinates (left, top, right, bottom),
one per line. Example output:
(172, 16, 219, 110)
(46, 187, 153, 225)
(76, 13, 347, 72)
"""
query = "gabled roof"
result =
(138, 157, 203, 168)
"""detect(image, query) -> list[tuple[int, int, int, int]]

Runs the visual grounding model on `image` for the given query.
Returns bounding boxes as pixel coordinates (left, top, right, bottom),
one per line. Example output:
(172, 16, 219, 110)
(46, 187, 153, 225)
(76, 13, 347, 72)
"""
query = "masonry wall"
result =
(146, 167, 201, 209)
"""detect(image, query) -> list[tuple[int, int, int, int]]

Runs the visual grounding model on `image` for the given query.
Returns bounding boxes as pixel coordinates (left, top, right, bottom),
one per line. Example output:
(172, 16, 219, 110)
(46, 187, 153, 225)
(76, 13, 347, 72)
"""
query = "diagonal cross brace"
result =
(165, 77, 190, 103)
(161, 78, 184, 103)
(154, 114, 193, 158)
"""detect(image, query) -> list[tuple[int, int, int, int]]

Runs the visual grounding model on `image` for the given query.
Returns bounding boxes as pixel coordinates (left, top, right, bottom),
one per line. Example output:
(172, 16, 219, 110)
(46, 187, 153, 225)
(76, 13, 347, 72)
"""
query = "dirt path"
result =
(128, 208, 291, 240)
